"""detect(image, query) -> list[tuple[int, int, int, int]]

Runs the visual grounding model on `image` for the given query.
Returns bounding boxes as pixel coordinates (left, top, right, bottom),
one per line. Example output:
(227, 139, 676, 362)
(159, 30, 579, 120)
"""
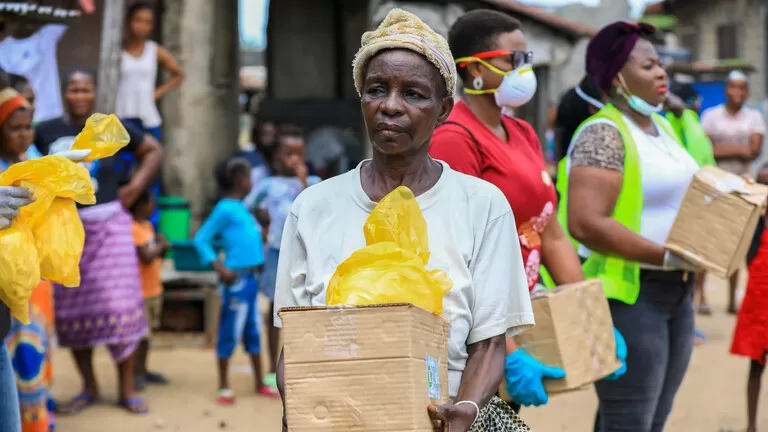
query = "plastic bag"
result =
(0, 156, 95, 323)
(0, 223, 40, 324)
(71, 113, 130, 162)
(326, 186, 453, 314)
(34, 198, 85, 287)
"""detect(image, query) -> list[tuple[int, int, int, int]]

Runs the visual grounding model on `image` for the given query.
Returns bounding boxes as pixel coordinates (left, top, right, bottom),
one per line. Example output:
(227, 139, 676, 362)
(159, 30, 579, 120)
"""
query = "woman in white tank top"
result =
(116, 2, 184, 136)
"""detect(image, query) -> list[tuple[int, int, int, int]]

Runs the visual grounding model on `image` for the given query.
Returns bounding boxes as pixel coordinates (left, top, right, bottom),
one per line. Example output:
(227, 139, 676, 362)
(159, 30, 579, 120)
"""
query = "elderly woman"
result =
(274, 9, 534, 432)
(558, 22, 700, 431)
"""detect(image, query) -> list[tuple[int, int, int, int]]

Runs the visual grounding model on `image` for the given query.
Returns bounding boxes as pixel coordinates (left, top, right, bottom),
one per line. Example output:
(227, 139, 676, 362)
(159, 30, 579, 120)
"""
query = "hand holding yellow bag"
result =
(326, 186, 452, 315)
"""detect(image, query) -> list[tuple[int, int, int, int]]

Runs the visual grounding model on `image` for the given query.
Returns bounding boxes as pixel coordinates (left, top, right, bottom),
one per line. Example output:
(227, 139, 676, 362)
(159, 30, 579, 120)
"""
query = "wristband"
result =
(455, 400, 480, 425)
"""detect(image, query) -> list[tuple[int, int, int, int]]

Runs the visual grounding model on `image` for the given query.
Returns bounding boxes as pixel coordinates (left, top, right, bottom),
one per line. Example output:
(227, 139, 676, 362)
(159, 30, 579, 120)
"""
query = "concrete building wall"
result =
(161, 0, 240, 231)
(675, 0, 765, 103)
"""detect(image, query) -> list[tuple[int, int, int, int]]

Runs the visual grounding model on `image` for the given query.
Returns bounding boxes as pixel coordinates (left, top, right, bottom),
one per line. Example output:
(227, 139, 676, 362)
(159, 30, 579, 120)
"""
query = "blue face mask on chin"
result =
(617, 73, 664, 117)
(618, 87, 663, 117)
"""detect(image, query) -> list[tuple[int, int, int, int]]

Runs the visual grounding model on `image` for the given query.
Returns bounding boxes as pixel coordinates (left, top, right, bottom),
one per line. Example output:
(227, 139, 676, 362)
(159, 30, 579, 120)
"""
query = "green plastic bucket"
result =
(158, 196, 190, 257)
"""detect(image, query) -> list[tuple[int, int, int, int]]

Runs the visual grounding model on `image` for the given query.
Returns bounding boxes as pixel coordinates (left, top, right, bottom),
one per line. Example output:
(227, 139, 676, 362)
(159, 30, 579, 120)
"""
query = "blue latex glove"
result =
(505, 349, 566, 407)
(604, 327, 627, 380)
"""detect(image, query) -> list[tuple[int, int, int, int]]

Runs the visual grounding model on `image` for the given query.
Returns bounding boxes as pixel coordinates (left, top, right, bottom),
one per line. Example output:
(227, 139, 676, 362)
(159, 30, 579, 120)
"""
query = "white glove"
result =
(663, 250, 700, 272)
(48, 138, 92, 162)
(0, 186, 34, 230)
(53, 149, 92, 162)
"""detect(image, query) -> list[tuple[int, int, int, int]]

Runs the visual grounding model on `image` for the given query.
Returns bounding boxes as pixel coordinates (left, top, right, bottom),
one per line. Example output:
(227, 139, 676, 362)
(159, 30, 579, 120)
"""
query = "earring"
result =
(472, 76, 484, 90)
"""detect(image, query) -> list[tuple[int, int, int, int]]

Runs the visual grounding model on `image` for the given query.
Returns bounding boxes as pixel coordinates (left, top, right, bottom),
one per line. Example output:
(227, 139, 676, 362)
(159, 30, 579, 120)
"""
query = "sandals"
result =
(57, 393, 100, 415)
(118, 396, 149, 415)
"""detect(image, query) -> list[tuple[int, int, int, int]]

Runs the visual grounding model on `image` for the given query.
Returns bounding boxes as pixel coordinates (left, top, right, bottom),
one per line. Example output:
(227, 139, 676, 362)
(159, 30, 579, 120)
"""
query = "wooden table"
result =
(155, 263, 220, 348)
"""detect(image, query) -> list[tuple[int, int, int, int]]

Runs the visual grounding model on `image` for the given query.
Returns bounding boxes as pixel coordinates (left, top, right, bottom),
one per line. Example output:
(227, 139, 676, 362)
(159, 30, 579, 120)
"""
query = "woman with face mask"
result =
(559, 22, 700, 432)
(429, 9, 626, 413)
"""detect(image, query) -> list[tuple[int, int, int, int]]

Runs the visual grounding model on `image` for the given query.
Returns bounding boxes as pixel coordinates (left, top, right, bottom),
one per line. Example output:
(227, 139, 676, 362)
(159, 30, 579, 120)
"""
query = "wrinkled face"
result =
(129, 8, 154, 40)
(64, 72, 96, 119)
(0, 109, 33, 158)
(615, 38, 668, 107)
(361, 49, 453, 156)
(726, 80, 748, 107)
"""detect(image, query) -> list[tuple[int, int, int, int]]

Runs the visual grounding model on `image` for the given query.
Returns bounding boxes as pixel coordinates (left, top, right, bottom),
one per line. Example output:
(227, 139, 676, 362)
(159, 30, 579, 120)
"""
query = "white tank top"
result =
(567, 114, 700, 260)
(115, 40, 162, 128)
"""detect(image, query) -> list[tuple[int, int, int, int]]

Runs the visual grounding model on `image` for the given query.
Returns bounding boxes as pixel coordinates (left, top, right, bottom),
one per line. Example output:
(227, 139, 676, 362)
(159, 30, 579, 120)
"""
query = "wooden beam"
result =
(96, 0, 125, 113)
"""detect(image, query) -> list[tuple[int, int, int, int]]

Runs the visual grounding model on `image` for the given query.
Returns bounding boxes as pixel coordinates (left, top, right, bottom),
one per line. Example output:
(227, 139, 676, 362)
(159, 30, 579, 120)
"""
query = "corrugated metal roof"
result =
(480, 0, 597, 39)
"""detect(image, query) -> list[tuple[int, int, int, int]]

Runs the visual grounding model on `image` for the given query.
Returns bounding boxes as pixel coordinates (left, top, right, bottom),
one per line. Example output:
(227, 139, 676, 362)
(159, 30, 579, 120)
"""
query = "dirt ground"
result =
(53, 274, 765, 432)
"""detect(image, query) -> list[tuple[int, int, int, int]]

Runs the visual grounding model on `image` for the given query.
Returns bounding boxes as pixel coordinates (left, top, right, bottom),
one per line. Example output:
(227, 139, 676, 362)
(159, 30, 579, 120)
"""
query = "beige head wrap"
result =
(352, 8, 457, 97)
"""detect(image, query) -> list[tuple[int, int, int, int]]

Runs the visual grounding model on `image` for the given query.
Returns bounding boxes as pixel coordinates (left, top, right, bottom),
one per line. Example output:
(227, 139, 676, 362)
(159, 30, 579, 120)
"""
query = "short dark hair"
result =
(448, 9, 522, 81)
(215, 157, 251, 193)
(554, 75, 603, 158)
(127, 1, 153, 20)
(129, 186, 154, 215)
(63, 68, 97, 91)
(670, 81, 698, 106)
(275, 123, 304, 144)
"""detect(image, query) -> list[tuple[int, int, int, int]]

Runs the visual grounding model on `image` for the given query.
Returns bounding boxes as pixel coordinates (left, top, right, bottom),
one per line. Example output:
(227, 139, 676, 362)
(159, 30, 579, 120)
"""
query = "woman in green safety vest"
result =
(559, 22, 702, 432)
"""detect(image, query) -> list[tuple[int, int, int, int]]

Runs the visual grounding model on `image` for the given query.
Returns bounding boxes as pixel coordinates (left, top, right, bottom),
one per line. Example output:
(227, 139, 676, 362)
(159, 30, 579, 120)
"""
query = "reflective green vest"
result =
(545, 104, 683, 304)
(666, 110, 716, 168)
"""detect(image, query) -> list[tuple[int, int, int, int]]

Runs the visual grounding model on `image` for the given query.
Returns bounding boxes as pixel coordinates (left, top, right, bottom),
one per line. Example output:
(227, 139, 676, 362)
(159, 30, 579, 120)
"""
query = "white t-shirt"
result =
(568, 114, 700, 262)
(0, 25, 67, 122)
(701, 104, 767, 175)
(273, 160, 534, 398)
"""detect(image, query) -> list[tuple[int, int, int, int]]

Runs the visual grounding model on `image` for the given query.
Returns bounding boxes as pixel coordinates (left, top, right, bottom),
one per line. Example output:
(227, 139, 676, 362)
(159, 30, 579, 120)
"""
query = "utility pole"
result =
(96, 0, 125, 113)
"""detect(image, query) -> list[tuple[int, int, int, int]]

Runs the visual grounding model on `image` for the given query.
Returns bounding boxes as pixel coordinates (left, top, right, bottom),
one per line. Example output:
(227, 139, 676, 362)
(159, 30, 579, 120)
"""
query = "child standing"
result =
(249, 124, 320, 389)
(194, 157, 276, 404)
(130, 188, 171, 390)
(731, 162, 768, 432)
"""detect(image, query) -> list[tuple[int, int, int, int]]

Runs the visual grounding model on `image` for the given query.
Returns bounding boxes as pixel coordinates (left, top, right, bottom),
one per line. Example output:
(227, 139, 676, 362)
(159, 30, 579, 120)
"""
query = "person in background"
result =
(253, 120, 278, 169)
(249, 124, 320, 391)
(276, 9, 536, 430)
(130, 188, 172, 391)
(7, 74, 34, 109)
(554, 75, 605, 164)
(35, 68, 162, 416)
(429, 9, 625, 412)
(561, 22, 701, 431)
(666, 82, 716, 326)
(700, 70, 766, 315)
(0, 24, 67, 122)
(194, 158, 277, 405)
(731, 163, 768, 432)
(117, 1, 184, 141)
(0, 72, 45, 432)
(0, 70, 90, 432)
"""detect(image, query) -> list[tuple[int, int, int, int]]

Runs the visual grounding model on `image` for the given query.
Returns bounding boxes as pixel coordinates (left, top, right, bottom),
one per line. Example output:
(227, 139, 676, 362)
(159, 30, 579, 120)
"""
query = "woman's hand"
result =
(504, 349, 565, 407)
(0, 186, 33, 229)
(427, 403, 478, 432)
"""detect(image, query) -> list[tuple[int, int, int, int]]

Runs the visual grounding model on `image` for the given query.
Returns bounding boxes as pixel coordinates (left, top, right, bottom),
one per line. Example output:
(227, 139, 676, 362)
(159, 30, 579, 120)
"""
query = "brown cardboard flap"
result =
(696, 166, 768, 206)
(278, 303, 433, 317)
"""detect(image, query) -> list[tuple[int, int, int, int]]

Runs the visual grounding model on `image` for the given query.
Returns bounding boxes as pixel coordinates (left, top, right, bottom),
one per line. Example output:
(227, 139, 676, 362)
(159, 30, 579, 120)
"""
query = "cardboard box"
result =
(499, 280, 620, 399)
(665, 166, 768, 278)
(279, 304, 449, 432)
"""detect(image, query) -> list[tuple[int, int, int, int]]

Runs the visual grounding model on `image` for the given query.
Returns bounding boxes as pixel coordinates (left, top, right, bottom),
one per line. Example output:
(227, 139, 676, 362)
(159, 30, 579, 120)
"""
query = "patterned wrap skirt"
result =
(54, 201, 147, 362)
(471, 396, 531, 432)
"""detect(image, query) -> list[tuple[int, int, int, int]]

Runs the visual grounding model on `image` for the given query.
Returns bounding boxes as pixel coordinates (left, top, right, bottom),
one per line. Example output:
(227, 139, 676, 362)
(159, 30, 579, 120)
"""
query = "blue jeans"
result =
(0, 344, 21, 432)
(216, 272, 261, 359)
(594, 270, 695, 432)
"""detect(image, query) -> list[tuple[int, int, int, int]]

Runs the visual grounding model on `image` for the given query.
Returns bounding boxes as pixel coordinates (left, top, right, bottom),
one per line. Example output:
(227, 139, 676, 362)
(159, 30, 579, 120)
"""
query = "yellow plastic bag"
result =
(34, 198, 85, 287)
(71, 113, 130, 162)
(0, 223, 40, 324)
(0, 156, 96, 323)
(326, 186, 453, 314)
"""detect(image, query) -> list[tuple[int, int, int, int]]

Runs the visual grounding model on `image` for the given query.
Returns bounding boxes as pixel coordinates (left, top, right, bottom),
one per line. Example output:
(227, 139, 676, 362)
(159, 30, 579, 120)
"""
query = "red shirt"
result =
(429, 101, 557, 291)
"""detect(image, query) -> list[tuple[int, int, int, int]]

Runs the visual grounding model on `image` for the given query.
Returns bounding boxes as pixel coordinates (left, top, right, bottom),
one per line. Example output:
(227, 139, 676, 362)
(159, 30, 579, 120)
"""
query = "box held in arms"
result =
(499, 279, 620, 399)
(279, 303, 449, 432)
(665, 166, 768, 278)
